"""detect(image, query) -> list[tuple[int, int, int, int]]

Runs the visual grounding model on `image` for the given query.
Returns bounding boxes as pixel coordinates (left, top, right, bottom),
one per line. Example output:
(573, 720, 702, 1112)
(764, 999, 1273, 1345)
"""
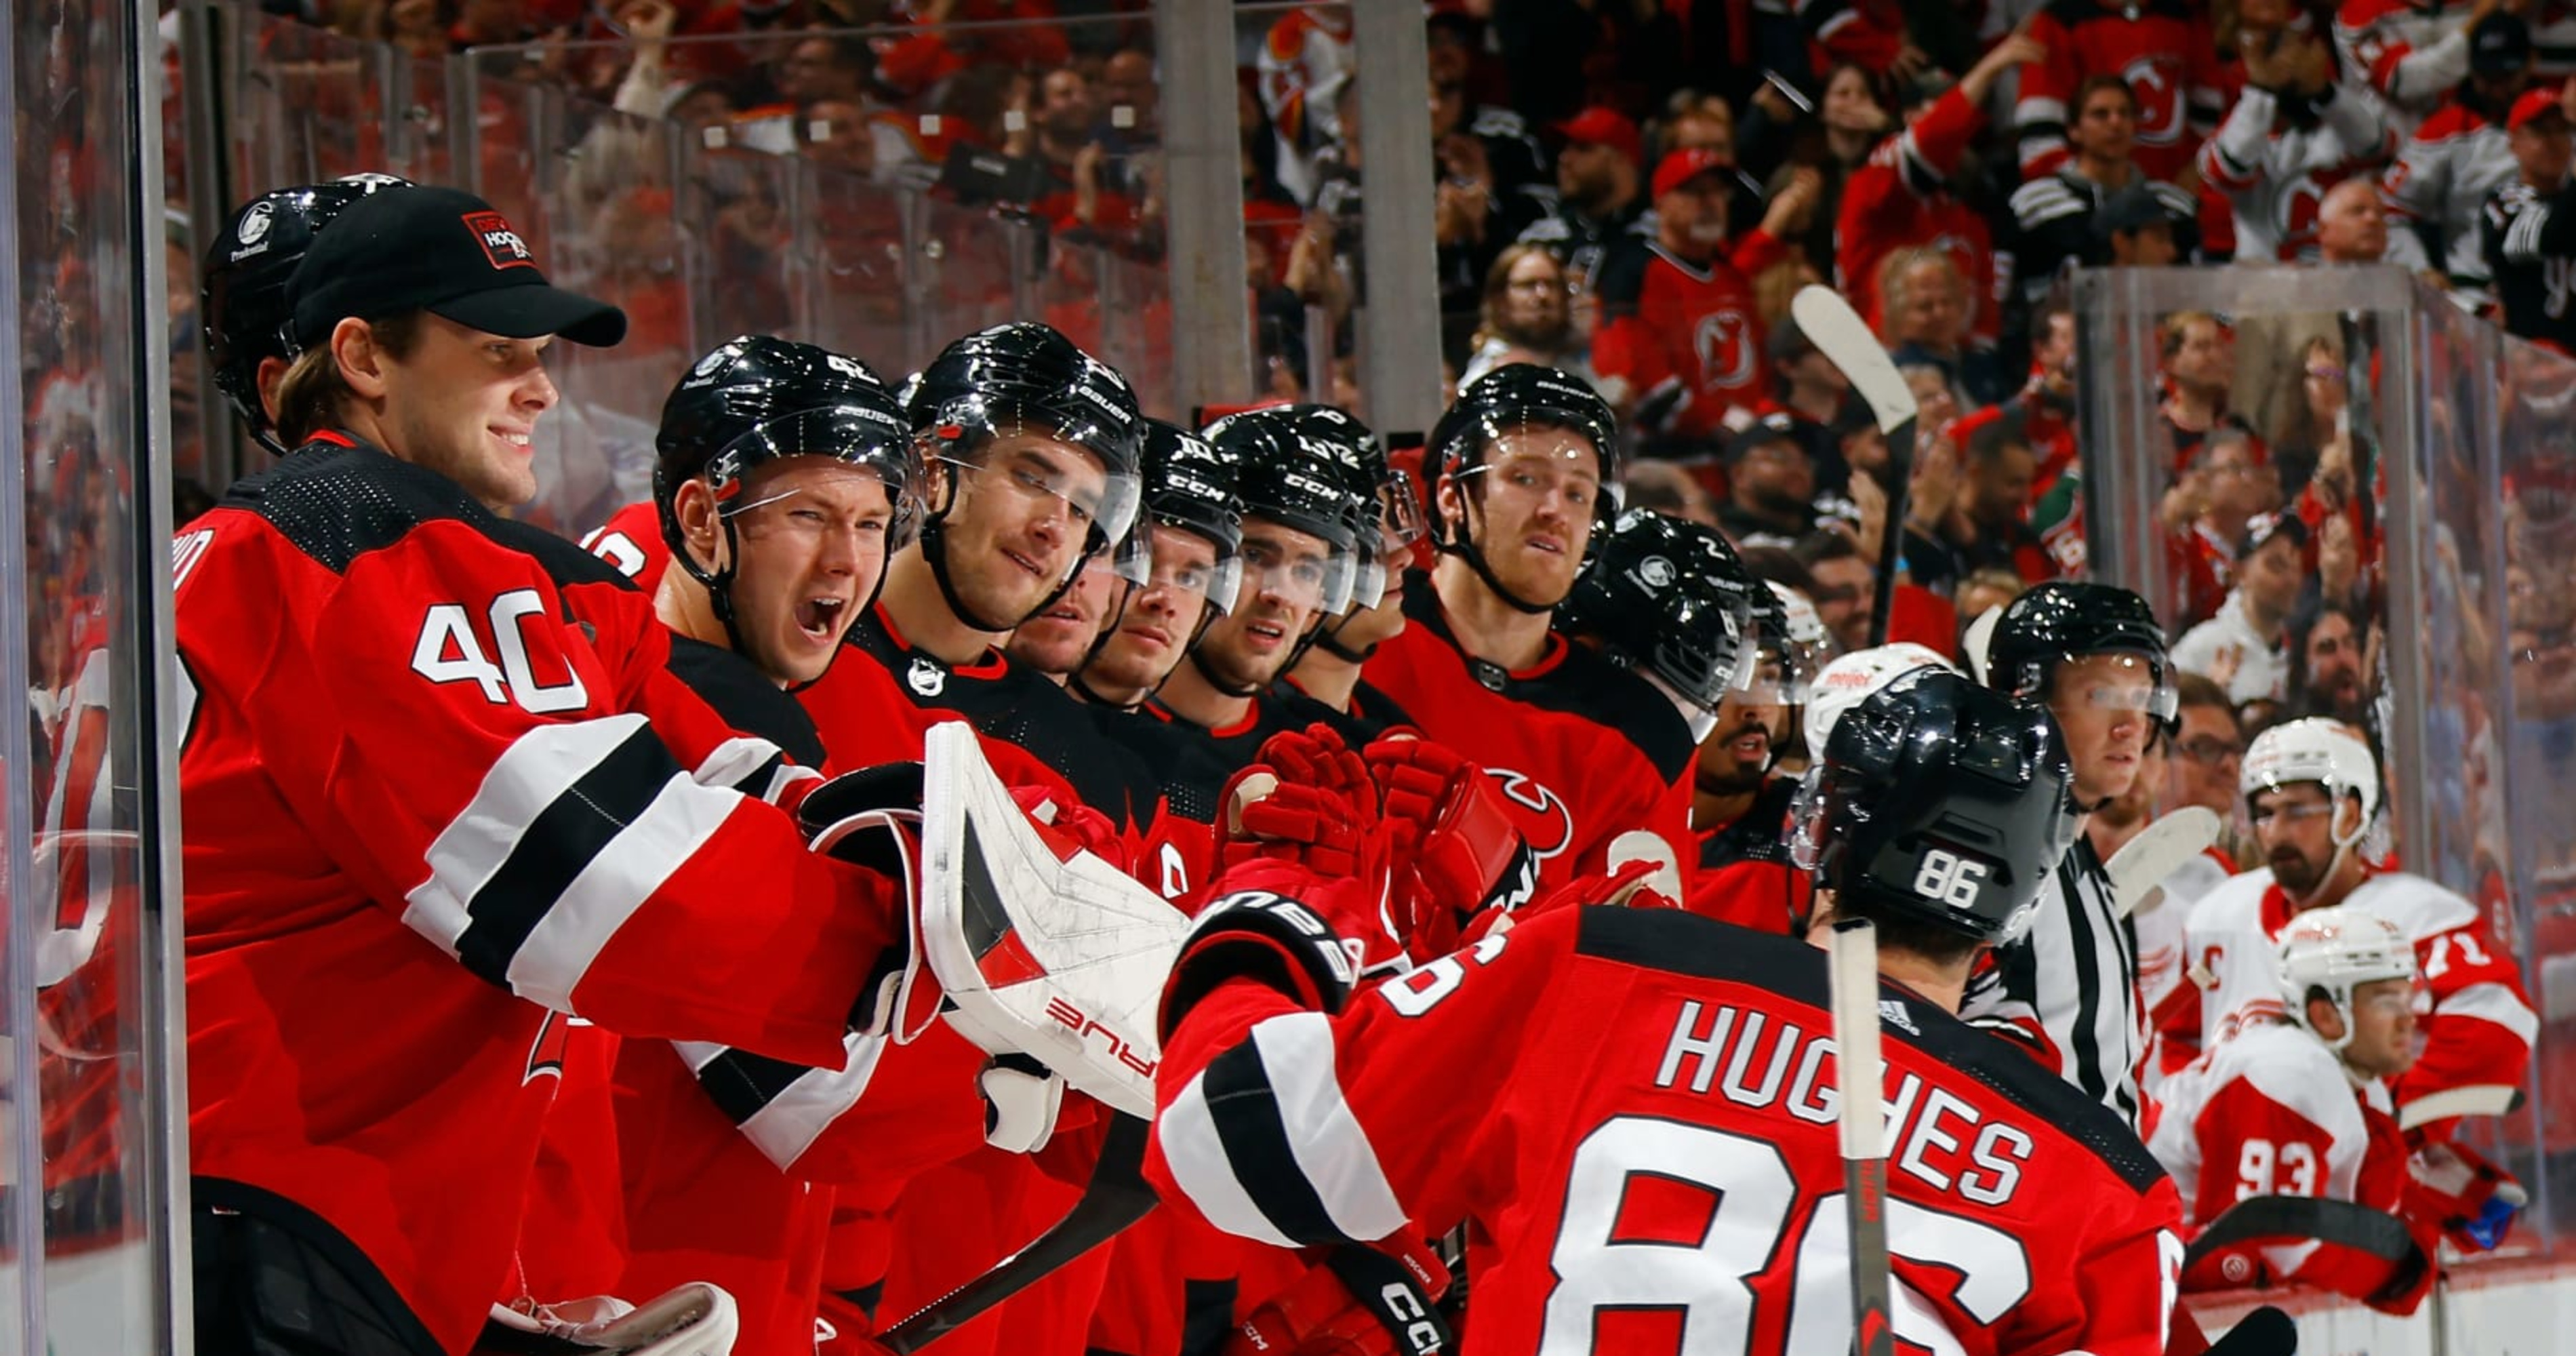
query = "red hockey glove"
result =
(1009, 784, 1134, 877)
(1226, 1237, 1453, 1356)
(1218, 724, 1384, 881)
(2407, 1140, 2528, 1252)
(1363, 736, 1538, 963)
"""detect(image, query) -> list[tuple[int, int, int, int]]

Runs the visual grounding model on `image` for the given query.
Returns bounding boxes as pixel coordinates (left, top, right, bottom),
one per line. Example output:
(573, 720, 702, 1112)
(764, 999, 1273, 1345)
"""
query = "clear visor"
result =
(1237, 527, 1356, 616)
(1380, 467, 1429, 552)
(1655, 588, 1759, 710)
(2061, 652, 2179, 722)
(1142, 520, 1245, 617)
(931, 435, 1146, 585)
(1738, 643, 1815, 706)
(1453, 426, 1609, 518)
(712, 405, 927, 537)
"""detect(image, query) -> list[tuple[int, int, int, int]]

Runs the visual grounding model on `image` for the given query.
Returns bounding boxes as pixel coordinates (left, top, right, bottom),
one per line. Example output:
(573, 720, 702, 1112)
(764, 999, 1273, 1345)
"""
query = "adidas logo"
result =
(1878, 998, 1918, 1037)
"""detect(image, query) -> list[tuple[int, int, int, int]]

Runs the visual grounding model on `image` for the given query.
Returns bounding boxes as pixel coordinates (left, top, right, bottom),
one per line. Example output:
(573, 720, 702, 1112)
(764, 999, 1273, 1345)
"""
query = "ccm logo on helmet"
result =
(463, 210, 537, 271)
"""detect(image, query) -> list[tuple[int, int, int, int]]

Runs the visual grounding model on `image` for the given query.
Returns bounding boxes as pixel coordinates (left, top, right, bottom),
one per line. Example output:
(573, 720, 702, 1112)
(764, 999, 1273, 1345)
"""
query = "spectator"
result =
(1764, 316, 1856, 487)
(1903, 410, 2051, 593)
(2271, 334, 2352, 502)
(1881, 247, 2006, 406)
(2335, 0, 2499, 120)
(1716, 414, 1824, 551)
(1459, 243, 1601, 389)
(1255, 5, 1354, 205)
(1097, 47, 1159, 147)
(1954, 565, 2028, 631)
(2007, 75, 2200, 313)
(2290, 595, 2375, 724)
(2480, 86, 2576, 349)
(1519, 106, 1649, 296)
(1792, 530, 1877, 654)
(1760, 63, 1895, 275)
(2317, 178, 2394, 262)
(2099, 182, 2183, 265)
(1839, 33, 2043, 348)
(799, 99, 879, 176)
(1430, 66, 1555, 355)
(1593, 151, 1820, 441)
(2015, 1, 2226, 182)
(777, 34, 871, 109)
(2181, 427, 2284, 618)
(2167, 671, 2251, 832)
(1623, 459, 1721, 528)
(449, 0, 538, 49)
(2160, 311, 2252, 470)
(2310, 509, 2374, 615)
(2201, 17, 2399, 261)
(2173, 513, 2309, 703)
(2383, 12, 2535, 294)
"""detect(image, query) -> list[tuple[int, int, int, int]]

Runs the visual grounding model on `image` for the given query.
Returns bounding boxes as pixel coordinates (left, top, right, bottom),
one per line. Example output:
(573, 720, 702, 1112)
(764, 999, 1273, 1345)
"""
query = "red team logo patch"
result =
(463, 210, 536, 271)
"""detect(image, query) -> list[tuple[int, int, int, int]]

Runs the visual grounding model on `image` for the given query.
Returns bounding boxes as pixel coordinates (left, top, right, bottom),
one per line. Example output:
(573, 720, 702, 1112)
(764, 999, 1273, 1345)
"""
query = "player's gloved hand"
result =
(799, 761, 930, 1039)
(1364, 734, 1537, 962)
(978, 1051, 1066, 1153)
(1218, 724, 1385, 883)
(2407, 1140, 2528, 1252)
(1011, 784, 1134, 877)
(1224, 1236, 1453, 1356)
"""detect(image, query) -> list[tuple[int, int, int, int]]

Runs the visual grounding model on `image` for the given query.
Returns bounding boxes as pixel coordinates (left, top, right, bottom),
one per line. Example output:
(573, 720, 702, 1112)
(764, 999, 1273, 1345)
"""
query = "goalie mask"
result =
(2276, 906, 2415, 1054)
(1790, 666, 2076, 945)
(203, 174, 414, 454)
(1427, 363, 1619, 613)
(1558, 507, 1760, 742)
(907, 323, 1148, 631)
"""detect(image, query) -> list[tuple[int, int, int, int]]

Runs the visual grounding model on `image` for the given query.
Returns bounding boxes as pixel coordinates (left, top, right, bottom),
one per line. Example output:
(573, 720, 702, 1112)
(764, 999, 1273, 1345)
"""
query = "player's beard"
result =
(2270, 844, 2327, 896)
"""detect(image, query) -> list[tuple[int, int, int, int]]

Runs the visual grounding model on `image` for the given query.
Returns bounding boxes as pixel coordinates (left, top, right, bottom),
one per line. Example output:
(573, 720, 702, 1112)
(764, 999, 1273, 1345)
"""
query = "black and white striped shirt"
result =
(1963, 839, 2148, 1129)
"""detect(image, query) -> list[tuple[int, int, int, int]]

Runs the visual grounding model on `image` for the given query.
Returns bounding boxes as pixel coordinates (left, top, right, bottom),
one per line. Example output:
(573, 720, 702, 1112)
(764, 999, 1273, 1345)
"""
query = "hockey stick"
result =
(2105, 807, 2221, 918)
(877, 1111, 1159, 1353)
(2202, 1306, 2298, 1356)
(1792, 285, 1918, 648)
(1826, 917, 1895, 1356)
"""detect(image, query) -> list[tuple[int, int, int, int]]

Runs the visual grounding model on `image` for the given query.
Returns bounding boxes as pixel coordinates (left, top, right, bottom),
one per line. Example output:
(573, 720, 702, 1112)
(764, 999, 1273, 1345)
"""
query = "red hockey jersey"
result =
(1364, 582, 1698, 898)
(176, 437, 902, 1355)
(1148, 902, 2186, 1356)
(1838, 88, 2002, 344)
(580, 498, 671, 595)
(1592, 240, 1769, 439)
(2015, 0, 2228, 182)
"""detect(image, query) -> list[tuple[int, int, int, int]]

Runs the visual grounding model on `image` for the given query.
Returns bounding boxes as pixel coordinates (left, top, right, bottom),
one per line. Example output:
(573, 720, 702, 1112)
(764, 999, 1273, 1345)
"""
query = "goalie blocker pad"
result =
(918, 723, 1188, 1120)
(480, 1283, 740, 1356)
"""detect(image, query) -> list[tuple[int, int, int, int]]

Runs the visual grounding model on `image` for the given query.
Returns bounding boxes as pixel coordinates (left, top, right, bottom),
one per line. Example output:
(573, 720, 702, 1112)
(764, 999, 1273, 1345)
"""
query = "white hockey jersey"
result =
(2200, 84, 2400, 261)
(2381, 98, 2517, 287)
(2181, 867, 2536, 1127)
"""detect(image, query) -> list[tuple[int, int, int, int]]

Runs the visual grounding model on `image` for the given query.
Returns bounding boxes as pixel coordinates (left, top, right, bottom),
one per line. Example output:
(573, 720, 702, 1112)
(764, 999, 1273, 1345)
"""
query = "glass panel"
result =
(8, 0, 186, 1351)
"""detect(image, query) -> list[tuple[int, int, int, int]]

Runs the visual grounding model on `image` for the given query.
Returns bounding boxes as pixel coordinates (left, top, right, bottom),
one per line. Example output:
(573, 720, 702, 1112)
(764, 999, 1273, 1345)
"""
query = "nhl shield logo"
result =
(237, 201, 275, 245)
(906, 656, 948, 697)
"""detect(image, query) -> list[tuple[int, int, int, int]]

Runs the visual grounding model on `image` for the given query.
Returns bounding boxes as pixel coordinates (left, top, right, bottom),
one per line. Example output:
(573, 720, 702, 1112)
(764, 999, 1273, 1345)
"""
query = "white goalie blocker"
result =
(918, 722, 1190, 1119)
(485, 1284, 739, 1355)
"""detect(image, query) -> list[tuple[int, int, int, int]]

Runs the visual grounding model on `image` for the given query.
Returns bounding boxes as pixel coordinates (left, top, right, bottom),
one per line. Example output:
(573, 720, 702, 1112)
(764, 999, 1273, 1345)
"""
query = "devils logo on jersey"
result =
(1691, 306, 1758, 395)
(1484, 767, 1577, 861)
(2122, 56, 2186, 147)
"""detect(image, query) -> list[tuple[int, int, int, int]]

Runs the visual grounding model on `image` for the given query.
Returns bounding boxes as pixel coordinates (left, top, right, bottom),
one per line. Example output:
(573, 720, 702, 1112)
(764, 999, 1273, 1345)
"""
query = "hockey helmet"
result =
(1558, 507, 1760, 721)
(1802, 642, 1958, 765)
(1792, 666, 2079, 945)
(1426, 363, 1620, 612)
(202, 174, 413, 452)
(2242, 717, 2381, 850)
(2276, 906, 2415, 1052)
(1975, 581, 2177, 724)
(1137, 418, 1245, 616)
(1205, 406, 1369, 617)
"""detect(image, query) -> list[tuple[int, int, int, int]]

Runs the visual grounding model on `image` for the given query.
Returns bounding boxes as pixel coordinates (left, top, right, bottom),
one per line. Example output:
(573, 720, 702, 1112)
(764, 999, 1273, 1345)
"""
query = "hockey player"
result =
(1271, 411, 1426, 738)
(1072, 419, 1245, 712)
(2150, 907, 2426, 1305)
(197, 174, 411, 458)
(1147, 666, 2184, 1356)
(1143, 406, 1371, 759)
(649, 338, 917, 715)
(1365, 364, 1699, 896)
(178, 182, 908, 1356)
(1964, 582, 2176, 1128)
(794, 321, 1148, 804)
(2180, 719, 2537, 1134)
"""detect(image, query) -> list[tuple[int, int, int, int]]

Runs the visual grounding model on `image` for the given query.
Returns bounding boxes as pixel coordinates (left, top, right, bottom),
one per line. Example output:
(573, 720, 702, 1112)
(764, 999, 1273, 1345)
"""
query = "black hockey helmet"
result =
(653, 335, 919, 649)
(202, 174, 413, 454)
(907, 322, 1148, 628)
(1205, 406, 1369, 614)
(1558, 507, 1760, 714)
(1794, 666, 2079, 944)
(1973, 580, 2177, 723)
(1426, 363, 1621, 612)
(1138, 417, 1245, 615)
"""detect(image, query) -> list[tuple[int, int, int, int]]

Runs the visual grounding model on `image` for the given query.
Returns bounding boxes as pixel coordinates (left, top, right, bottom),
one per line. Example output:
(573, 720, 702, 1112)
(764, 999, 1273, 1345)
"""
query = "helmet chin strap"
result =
(919, 511, 1091, 635)
(675, 518, 755, 659)
(1437, 536, 1556, 615)
(1314, 612, 1380, 663)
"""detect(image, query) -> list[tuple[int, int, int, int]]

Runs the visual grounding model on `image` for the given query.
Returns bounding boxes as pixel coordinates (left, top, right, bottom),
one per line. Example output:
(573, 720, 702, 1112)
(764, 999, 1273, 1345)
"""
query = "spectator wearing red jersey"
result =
(1838, 31, 2042, 348)
(2014, 0, 2229, 182)
(2160, 310, 2255, 470)
(1592, 151, 1820, 440)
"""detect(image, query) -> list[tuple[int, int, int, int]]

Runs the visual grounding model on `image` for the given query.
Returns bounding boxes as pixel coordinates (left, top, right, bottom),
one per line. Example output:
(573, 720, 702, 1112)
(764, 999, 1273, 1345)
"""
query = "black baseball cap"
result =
(2095, 183, 2173, 241)
(1723, 412, 1805, 463)
(286, 184, 626, 351)
(2472, 13, 2532, 77)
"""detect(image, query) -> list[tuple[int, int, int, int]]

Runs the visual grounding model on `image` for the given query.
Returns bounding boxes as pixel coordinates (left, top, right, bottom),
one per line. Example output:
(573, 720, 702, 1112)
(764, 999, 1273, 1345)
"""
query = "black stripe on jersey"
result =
(2061, 851, 2111, 1106)
(451, 723, 683, 986)
(1178, 1279, 1241, 1356)
(1571, 906, 2168, 1192)
(231, 439, 496, 575)
(665, 634, 831, 769)
(692, 1048, 814, 1125)
(1199, 1037, 1364, 1246)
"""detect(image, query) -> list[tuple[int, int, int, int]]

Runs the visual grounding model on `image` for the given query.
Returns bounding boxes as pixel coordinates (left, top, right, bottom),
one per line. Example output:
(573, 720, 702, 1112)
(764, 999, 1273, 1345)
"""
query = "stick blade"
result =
(1790, 285, 1916, 435)
(2106, 806, 2221, 918)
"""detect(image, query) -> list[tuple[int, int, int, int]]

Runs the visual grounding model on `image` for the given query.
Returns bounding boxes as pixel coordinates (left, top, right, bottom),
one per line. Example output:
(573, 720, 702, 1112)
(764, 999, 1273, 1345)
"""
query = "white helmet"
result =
(2275, 906, 2414, 1052)
(1803, 643, 1957, 764)
(2242, 718, 2379, 849)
